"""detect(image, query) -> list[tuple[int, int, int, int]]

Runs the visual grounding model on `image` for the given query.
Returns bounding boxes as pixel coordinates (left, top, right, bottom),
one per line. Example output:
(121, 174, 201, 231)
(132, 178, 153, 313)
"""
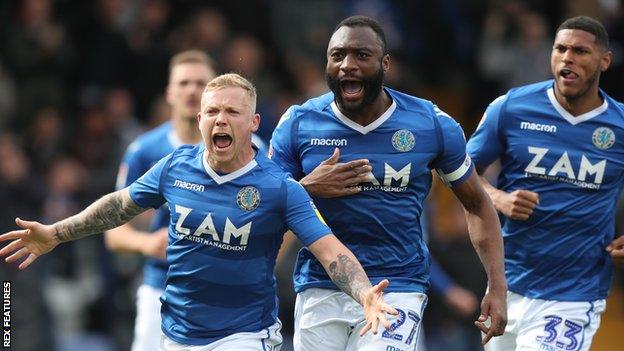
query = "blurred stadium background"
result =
(0, 0, 622, 350)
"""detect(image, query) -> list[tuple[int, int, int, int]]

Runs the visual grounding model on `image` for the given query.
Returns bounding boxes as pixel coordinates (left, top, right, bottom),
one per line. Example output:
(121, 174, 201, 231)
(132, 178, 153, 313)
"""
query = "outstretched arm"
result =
(0, 188, 147, 269)
(308, 234, 398, 336)
(55, 188, 146, 241)
(451, 171, 507, 345)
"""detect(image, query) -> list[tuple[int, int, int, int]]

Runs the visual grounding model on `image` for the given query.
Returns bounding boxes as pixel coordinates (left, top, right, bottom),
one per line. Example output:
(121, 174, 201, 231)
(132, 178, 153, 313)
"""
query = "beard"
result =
(325, 66, 385, 114)
(557, 68, 601, 101)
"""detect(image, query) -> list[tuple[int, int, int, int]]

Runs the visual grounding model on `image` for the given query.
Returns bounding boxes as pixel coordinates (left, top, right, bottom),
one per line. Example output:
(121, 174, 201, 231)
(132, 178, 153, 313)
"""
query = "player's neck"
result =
(339, 90, 392, 127)
(172, 115, 202, 145)
(554, 85, 603, 117)
(206, 145, 256, 174)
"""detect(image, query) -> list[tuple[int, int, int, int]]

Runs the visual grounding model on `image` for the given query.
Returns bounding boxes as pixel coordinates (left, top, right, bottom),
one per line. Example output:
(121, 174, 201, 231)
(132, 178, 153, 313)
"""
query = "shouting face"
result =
(198, 87, 259, 172)
(551, 29, 611, 101)
(325, 25, 389, 114)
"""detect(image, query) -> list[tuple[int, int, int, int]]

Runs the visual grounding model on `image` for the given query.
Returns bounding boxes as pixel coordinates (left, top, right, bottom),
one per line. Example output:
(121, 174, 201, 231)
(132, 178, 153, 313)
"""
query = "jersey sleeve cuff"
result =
(299, 230, 332, 248)
(128, 183, 156, 209)
(436, 155, 474, 187)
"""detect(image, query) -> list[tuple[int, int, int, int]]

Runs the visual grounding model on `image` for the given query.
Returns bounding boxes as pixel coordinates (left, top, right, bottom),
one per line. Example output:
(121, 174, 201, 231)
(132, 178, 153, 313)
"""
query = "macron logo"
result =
(310, 138, 348, 147)
(520, 122, 557, 133)
(174, 179, 205, 192)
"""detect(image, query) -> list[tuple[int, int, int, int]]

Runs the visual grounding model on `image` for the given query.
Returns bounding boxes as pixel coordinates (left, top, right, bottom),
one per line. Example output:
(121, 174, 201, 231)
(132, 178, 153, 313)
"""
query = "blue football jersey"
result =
(116, 121, 184, 289)
(117, 122, 269, 290)
(270, 87, 474, 294)
(128, 145, 331, 345)
(467, 80, 624, 301)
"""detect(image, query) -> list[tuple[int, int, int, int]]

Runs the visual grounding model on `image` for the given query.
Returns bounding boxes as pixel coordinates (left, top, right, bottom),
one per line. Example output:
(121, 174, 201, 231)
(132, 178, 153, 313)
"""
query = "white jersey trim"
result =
(437, 155, 471, 184)
(330, 99, 396, 135)
(547, 88, 608, 125)
(202, 151, 258, 185)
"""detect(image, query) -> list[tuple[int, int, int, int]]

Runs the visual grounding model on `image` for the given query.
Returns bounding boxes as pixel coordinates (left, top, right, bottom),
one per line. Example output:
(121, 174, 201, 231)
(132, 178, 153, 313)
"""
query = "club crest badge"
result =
(592, 127, 615, 150)
(392, 129, 415, 152)
(237, 186, 260, 211)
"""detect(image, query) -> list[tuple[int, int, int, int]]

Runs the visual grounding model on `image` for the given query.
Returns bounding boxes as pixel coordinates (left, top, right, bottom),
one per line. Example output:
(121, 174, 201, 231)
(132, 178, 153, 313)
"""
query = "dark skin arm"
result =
(450, 171, 508, 345)
(300, 148, 372, 198)
(477, 166, 539, 221)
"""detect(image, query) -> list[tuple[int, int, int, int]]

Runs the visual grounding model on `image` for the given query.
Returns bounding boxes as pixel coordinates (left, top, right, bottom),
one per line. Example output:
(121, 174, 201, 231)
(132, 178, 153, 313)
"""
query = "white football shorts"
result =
(131, 284, 164, 351)
(485, 291, 606, 351)
(294, 288, 427, 351)
(159, 319, 283, 351)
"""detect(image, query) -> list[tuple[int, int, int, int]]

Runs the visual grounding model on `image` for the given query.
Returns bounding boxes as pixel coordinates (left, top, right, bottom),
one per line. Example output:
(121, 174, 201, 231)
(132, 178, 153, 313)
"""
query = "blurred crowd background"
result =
(0, 0, 623, 350)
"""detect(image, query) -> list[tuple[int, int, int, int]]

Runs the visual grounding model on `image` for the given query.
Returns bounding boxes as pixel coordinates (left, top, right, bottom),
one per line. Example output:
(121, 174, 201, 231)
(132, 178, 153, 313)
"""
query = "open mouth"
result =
(560, 68, 579, 81)
(340, 80, 364, 100)
(212, 133, 233, 150)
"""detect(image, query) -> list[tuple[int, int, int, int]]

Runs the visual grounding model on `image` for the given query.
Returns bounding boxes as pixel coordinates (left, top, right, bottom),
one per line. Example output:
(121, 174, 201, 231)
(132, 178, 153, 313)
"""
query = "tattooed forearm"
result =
(328, 253, 372, 304)
(54, 190, 146, 242)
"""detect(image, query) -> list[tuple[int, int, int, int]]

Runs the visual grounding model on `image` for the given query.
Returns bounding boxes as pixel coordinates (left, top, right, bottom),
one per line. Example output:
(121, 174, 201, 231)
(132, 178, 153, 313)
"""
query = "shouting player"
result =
(270, 15, 507, 350)
(467, 16, 624, 351)
(0, 73, 397, 350)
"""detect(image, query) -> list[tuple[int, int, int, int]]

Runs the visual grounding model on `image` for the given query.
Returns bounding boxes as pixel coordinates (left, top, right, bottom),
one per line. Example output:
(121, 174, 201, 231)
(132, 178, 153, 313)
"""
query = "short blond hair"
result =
(204, 73, 257, 112)
(169, 50, 215, 76)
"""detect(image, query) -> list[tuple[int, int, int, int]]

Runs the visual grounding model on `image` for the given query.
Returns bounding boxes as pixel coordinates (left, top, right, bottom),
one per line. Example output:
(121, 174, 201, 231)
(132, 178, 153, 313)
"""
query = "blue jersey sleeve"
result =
(283, 178, 331, 246)
(269, 107, 304, 179)
(466, 95, 507, 170)
(428, 256, 454, 295)
(115, 140, 147, 191)
(128, 154, 171, 209)
(431, 106, 474, 187)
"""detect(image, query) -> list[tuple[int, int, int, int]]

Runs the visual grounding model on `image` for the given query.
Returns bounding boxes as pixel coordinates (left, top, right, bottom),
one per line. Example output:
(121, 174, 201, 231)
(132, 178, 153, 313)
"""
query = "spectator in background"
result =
(126, 0, 172, 121)
(269, 0, 340, 68)
(3, 0, 75, 131)
(24, 107, 67, 175)
(72, 107, 124, 197)
(223, 34, 279, 141)
(103, 88, 144, 147)
(78, 0, 134, 91)
(478, 4, 552, 90)
(41, 157, 114, 351)
(0, 59, 16, 128)
(168, 8, 229, 61)
(0, 134, 51, 351)
(0, 134, 44, 246)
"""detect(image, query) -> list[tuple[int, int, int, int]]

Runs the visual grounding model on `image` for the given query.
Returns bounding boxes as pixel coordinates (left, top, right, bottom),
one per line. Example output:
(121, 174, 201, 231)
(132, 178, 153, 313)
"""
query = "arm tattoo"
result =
(328, 253, 371, 304)
(54, 190, 145, 242)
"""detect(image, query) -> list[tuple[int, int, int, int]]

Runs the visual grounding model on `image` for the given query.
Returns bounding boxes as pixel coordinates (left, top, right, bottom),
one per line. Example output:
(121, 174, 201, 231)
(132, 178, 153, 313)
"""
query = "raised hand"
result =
(474, 289, 507, 345)
(494, 189, 539, 220)
(0, 218, 60, 270)
(300, 147, 372, 198)
(359, 279, 399, 336)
